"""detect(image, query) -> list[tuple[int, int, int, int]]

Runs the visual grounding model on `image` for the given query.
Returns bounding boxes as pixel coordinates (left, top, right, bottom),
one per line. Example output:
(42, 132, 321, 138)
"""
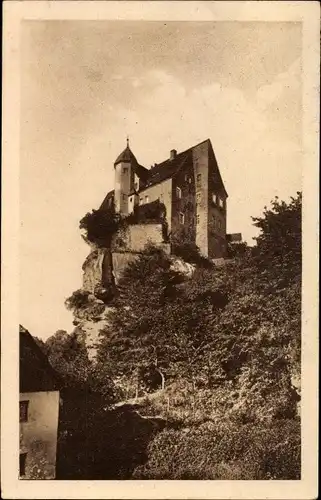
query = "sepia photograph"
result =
(1, 1, 319, 499)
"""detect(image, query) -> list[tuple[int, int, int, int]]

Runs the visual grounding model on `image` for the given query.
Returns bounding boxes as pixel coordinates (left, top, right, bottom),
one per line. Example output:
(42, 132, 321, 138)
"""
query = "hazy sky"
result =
(20, 20, 302, 339)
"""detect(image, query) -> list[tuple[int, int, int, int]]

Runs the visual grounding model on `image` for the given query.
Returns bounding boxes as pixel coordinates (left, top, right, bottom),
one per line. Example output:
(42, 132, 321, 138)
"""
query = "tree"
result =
(80, 207, 122, 248)
(252, 192, 301, 286)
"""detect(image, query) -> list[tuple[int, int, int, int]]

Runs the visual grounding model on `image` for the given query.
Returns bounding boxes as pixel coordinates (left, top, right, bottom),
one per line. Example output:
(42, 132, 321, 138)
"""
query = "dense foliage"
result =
(49, 192, 302, 479)
(94, 193, 301, 478)
(80, 207, 122, 248)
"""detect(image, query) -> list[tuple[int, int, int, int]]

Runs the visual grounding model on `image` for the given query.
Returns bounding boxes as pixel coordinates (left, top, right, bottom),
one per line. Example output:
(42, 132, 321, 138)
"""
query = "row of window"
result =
(212, 193, 224, 208)
(128, 188, 224, 208)
(178, 213, 223, 229)
(179, 213, 201, 225)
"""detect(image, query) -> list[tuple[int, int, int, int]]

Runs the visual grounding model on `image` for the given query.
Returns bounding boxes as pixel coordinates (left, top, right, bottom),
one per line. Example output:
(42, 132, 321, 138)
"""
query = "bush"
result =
(133, 418, 300, 480)
(80, 208, 122, 248)
(65, 289, 90, 311)
(126, 200, 166, 225)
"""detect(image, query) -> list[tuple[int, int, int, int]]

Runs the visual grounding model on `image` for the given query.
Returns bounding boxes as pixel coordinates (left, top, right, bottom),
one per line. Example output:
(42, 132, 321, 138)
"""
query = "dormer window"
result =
(176, 187, 182, 199)
(219, 198, 224, 208)
(212, 193, 217, 204)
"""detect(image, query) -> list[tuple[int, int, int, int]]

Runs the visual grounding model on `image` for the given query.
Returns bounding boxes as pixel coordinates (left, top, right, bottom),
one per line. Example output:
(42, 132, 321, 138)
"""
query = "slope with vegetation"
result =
(38, 192, 301, 479)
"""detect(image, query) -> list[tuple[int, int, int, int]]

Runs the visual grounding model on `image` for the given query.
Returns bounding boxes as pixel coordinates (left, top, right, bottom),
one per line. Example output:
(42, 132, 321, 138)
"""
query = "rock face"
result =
(82, 248, 106, 294)
(77, 224, 196, 359)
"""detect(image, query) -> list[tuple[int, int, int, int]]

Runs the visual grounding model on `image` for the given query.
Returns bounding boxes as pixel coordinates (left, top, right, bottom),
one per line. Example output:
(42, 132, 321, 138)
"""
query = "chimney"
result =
(170, 149, 177, 160)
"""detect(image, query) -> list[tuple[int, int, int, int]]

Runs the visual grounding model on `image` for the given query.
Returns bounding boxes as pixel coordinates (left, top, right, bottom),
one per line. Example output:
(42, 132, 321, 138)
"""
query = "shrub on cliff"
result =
(80, 207, 122, 248)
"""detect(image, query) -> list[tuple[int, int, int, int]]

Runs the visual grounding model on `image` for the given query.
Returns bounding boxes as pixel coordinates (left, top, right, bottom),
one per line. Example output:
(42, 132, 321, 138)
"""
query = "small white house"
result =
(19, 325, 61, 479)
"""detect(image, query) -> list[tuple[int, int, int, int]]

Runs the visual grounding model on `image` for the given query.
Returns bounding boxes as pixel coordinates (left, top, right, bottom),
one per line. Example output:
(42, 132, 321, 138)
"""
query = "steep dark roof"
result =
(99, 189, 114, 211)
(114, 145, 138, 166)
(143, 149, 191, 189)
(20, 325, 61, 393)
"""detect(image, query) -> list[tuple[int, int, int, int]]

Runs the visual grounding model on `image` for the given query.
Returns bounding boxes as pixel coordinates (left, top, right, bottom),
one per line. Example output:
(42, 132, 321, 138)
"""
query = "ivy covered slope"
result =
(41, 192, 301, 480)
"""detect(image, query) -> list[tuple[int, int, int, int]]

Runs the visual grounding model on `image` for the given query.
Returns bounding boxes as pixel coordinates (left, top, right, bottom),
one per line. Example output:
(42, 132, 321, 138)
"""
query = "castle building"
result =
(100, 138, 228, 259)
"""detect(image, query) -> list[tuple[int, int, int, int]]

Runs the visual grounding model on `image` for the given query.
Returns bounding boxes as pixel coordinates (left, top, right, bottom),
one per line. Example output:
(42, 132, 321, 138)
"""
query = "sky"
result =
(20, 20, 302, 339)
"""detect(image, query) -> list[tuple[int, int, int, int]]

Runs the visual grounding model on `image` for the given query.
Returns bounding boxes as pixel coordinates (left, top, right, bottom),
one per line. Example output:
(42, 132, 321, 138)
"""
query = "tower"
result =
(114, 138, 136, 215)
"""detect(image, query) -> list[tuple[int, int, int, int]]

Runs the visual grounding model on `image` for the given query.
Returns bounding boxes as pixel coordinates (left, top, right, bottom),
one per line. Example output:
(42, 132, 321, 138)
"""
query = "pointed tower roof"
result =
(114, 138, 138, 167)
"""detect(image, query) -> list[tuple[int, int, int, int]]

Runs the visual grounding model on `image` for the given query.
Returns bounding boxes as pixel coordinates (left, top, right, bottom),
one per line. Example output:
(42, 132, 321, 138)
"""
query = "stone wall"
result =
(112, 223, 167, 253)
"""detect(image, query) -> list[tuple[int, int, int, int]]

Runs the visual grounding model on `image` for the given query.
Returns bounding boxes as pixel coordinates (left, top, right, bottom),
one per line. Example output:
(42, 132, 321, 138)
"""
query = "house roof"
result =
(100, 189, 115, 211)
(143, 149, 191, 189)
(101, 138, 227, 208)
(114, 146, 149, 180)
(114, 145, 137, 166)
(20, 325, 61, 393)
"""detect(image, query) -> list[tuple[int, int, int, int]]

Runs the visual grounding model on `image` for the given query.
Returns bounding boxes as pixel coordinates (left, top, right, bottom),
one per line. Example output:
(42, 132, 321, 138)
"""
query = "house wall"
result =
(137, 178, 172, 232)
(207, 148, 227, 258)
(192, 142, 209, 256)
(171, 156, 196, 245)
(19, 391, 60, 479)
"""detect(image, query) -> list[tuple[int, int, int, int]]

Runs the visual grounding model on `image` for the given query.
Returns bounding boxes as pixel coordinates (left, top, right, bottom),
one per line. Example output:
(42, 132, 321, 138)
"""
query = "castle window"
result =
(196, 214, 200, 225)
(176, 187, 182, 199)
(130, 197, 133, 203)
(139, 197, 143, 205)
(189, 177, 192, 184)
(212, 193, 217, 204)
(184, 174, 188, 182)
(196, 174, 201, 184)
(123, 167, 128, 174)
(122, 194, 126, 201)
(218, 219, 222, 230)
(20, 401, 29, 423)
(196, 192, 201, 204)
(219, 197, 224, 208)
(145, 195, 149, 204)
(134, 182, 138, 191)
(179, 212, 185, 224)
